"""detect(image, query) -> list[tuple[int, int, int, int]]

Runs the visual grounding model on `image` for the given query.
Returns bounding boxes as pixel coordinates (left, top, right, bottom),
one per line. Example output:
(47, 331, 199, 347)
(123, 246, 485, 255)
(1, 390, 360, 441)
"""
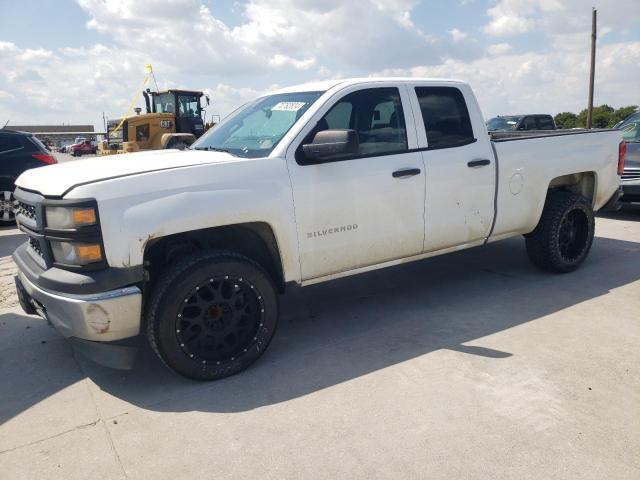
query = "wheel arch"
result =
(143, 221, 286, 293)
(547, 171, 597, 206)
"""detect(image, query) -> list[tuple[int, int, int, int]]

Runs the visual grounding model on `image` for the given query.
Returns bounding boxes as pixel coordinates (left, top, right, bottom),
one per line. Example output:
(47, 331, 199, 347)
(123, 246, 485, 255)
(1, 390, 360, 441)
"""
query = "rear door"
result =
(286, 83, 426, 280)
(407, 84, 496, 252)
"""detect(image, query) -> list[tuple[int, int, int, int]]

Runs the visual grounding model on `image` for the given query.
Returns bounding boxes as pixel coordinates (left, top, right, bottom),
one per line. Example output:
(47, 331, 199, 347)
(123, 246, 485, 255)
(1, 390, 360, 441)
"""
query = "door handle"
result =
(392, 168, 421, 178)
(467, 159, 491, 168)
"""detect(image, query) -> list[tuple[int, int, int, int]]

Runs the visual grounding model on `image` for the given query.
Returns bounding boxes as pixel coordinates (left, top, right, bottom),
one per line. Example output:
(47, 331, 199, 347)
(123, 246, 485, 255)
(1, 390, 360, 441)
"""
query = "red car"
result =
(68, 140, 97, 157)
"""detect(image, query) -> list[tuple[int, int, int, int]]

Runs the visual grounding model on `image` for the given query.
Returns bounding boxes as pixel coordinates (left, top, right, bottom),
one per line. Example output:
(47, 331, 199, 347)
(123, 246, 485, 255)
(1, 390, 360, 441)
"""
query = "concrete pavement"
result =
(1, 208, 639, 479)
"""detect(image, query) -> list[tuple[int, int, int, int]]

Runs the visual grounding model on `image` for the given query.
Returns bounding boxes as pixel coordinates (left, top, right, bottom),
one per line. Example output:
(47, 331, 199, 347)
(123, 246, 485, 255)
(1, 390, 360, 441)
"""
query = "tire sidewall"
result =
(150, 255, 278, 380)
(550, 198, 594, 272)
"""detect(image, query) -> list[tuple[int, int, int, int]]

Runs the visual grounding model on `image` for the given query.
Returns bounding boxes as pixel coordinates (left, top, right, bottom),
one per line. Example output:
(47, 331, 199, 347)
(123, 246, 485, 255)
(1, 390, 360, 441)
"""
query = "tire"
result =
(146, 250, 279, 380)
(0, 181, 16, 225)
(525, 191, 595, 273)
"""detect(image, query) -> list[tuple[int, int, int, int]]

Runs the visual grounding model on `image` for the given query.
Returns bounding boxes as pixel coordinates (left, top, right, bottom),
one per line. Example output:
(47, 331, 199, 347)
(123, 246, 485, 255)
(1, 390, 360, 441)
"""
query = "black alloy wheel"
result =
(525, 191, 595, 273)
(147, 251, 278, 380)
(176, 275, 265, 365)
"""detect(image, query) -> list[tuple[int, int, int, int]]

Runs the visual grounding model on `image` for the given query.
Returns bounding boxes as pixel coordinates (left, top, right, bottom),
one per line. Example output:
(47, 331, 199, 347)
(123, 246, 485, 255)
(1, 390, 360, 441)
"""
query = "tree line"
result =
(554, 105, 638, 129)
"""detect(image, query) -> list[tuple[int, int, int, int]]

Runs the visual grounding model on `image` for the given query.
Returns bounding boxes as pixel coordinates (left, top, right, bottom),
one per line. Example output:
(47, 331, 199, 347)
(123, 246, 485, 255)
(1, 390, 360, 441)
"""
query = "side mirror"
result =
(302, 129, 358, 162)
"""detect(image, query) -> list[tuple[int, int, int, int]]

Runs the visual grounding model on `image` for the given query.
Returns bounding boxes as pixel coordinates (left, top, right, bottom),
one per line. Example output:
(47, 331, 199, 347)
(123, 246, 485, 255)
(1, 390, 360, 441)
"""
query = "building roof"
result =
(7, 125, 95, 133)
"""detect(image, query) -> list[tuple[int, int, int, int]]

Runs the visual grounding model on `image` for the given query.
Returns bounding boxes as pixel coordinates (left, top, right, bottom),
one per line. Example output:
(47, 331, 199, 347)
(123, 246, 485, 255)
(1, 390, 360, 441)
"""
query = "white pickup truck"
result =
(13, 78, 625, 380)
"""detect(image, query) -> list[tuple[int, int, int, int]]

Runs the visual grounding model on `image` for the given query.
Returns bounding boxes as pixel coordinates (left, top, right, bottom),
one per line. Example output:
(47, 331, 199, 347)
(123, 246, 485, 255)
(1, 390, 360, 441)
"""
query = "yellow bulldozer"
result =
(100, 89, 211, 155)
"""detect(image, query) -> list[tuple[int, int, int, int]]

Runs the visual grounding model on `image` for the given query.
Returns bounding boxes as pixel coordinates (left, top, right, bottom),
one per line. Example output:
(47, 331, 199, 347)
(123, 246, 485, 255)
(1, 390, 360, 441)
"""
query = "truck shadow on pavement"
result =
(0, 232, 25, 258)
(597, 203, 640, 221)
(1, 234, 639, 423)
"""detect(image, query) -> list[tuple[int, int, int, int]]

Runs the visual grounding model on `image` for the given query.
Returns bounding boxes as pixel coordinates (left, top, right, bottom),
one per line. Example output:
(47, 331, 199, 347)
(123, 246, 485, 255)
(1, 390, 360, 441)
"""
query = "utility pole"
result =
(586, 7, 597, 129)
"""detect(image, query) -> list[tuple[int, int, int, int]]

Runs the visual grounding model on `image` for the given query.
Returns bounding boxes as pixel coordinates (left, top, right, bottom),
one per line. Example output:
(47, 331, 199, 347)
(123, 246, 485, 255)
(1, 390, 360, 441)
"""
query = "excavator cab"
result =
(147, 89, 209, 138)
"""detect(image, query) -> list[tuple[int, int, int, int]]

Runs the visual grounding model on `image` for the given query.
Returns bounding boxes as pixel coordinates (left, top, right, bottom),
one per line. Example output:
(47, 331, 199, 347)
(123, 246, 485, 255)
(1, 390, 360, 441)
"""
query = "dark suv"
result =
(0, 129, 57, 224)
(486, 114, 556, 132)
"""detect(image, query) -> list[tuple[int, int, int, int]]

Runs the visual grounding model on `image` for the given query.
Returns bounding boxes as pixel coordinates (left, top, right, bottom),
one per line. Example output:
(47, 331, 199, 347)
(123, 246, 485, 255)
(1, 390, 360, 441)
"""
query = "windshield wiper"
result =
(193, 146, 236, 155)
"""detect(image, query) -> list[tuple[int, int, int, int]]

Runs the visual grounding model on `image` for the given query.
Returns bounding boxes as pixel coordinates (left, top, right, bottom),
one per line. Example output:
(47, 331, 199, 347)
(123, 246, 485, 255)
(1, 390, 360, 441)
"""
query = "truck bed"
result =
(490, 128, 612, 142)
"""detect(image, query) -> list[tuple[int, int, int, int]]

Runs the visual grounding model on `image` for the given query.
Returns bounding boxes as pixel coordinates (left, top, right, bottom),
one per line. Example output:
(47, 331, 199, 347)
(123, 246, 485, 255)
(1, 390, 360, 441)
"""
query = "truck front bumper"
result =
(13, 243, 143, 369)
(16, 270, 141, 342)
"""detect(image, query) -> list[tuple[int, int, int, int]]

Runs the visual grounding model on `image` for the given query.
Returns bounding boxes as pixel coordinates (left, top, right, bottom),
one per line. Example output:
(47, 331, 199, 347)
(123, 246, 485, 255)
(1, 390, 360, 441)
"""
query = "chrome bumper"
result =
(16, 270, 142, 342)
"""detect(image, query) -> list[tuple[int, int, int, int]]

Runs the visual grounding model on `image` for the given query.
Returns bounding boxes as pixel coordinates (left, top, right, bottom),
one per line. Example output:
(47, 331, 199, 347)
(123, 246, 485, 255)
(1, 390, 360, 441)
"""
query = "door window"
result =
(522, 116, 537, 129)
(414, 87, 475, 149)
(297, 87, 408, 163)
(136, 124, 150, 142)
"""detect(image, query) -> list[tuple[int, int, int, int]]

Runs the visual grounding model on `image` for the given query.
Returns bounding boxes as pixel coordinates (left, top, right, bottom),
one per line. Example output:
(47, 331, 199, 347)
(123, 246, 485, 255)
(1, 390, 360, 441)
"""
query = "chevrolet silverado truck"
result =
(13, 78, 625, 380)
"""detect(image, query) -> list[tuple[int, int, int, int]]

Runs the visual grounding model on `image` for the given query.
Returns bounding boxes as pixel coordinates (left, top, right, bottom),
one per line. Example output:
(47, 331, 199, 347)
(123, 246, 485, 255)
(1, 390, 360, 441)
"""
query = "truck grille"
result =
(17, 202, 36, 220)
(28, 237, 45, 259)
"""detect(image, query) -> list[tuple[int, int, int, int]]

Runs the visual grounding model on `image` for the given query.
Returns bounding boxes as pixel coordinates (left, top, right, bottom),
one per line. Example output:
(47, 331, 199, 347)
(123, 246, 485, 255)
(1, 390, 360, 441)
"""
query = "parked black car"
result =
(0, 129, 57, 224)
(617, 111, 640, 203)
(486, 114, 556, 132)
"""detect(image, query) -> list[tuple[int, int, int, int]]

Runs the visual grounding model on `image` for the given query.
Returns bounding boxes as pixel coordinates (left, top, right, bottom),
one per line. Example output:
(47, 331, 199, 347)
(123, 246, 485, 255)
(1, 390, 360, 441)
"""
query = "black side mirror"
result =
(302, 129, 358, 162)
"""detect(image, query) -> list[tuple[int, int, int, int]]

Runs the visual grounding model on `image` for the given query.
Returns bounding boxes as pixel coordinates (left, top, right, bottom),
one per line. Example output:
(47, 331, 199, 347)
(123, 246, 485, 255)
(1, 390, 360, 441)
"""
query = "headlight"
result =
(50, 241, 103, 265)
(46, 206, 97, 229)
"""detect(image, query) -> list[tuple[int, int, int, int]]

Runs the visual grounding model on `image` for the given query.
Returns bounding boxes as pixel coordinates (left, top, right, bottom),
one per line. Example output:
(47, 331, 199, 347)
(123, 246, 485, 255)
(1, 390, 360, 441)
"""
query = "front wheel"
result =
(146, 251, 279, 380)
(525, 191, 595, 273)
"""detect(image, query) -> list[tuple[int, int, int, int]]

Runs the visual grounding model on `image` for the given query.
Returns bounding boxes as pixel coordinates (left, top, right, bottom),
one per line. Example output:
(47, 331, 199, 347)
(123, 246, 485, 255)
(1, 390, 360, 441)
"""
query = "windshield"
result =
(154, 93, 175, 114)
(191, 91, 323, 158)
(177, 94, 200, 118)
(486, 116, 520, 131)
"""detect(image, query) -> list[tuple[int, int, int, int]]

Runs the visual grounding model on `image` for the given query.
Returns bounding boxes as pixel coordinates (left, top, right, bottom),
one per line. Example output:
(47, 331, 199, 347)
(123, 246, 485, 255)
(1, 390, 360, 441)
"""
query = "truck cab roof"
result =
(271, 77, 468, 95)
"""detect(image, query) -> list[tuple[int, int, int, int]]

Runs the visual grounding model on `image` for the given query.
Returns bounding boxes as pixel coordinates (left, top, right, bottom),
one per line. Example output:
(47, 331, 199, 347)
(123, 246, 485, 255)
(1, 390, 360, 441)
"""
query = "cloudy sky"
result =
(1, 0, 639, 130)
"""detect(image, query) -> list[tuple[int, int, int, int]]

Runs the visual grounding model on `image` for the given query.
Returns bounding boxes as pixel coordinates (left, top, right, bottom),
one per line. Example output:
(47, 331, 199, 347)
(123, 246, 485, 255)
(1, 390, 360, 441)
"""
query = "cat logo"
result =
(160, 120, 172, 129)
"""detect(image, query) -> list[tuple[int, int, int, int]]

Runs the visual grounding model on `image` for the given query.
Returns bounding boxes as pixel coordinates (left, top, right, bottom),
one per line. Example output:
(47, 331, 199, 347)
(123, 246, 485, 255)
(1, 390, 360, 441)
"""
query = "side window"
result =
(0, 135, 22, 153)
(522, 116, 537, 130)
(297, 87, 408, 164)
(324, 101, 352, 129)
(536, 116, 554, 130)
(136, 124, 150, 142)
(414, 87, 475, 149)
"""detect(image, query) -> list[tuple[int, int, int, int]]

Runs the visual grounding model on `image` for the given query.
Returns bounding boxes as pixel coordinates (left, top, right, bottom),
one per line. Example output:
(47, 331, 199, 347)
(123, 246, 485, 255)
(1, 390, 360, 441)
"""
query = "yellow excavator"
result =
(100, 88, 211, 155)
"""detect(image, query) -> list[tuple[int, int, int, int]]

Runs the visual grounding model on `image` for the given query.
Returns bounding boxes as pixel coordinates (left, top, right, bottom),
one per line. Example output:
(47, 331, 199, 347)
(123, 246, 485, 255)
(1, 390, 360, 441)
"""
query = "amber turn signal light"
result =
(72, 208, 97, 226)
(76, 244, 103, 263)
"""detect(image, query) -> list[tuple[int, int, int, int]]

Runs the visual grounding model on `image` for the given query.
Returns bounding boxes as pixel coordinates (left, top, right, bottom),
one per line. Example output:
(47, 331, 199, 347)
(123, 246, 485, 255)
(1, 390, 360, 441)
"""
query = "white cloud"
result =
(487, 43, 513, 56)
(449, 28, 468, 43)
(376, 41, 640, 118)
(485, 0, 640, 37)
(0, 0, 639, 129)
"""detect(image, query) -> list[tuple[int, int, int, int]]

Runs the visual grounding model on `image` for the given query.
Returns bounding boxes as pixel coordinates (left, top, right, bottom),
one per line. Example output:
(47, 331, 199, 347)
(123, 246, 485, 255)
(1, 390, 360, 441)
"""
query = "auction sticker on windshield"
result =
(272, 102, 307, 112)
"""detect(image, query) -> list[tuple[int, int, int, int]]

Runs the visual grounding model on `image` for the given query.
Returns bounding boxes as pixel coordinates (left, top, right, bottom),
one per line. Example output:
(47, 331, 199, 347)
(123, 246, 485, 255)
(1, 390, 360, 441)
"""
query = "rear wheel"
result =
(525, 191, 595, 273)
(146, 251, 278, 380)
(0, 181, 16, 225)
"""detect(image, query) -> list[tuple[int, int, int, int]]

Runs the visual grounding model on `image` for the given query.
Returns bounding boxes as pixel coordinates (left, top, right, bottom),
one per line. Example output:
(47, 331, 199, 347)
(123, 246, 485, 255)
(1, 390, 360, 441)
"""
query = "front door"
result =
(286, 85, 426, 281)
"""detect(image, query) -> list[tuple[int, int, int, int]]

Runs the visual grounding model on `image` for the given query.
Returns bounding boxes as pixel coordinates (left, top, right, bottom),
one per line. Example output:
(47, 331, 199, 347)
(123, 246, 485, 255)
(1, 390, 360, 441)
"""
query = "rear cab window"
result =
(414, 87, 475, 149)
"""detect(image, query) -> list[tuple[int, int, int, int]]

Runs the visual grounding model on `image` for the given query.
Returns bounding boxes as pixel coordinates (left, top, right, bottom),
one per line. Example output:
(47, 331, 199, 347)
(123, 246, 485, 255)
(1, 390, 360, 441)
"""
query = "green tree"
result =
(612, 105, 638, 126)
(576, 105, 614, 129)
(554, 112, 578, 129)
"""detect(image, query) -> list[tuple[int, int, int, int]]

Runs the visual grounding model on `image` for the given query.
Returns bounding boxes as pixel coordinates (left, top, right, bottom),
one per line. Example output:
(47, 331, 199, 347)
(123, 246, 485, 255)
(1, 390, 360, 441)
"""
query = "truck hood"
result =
(16, 149, 238, 197)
